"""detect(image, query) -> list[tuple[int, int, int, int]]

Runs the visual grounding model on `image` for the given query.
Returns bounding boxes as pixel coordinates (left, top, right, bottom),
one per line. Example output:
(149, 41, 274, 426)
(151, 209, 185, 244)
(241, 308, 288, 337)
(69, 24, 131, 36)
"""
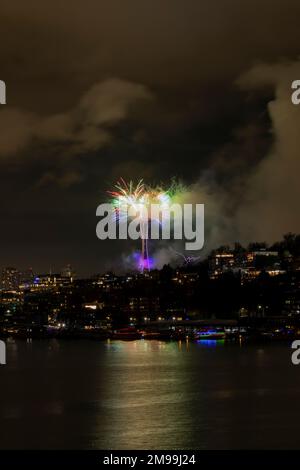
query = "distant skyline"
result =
(1, 232, 298, 277)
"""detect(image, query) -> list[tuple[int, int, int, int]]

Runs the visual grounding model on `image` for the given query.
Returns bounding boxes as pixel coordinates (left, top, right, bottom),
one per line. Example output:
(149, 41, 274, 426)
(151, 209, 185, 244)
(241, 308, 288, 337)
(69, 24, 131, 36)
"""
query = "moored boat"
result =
(110, 327, 142, 340)
(195, 329, 225, 340)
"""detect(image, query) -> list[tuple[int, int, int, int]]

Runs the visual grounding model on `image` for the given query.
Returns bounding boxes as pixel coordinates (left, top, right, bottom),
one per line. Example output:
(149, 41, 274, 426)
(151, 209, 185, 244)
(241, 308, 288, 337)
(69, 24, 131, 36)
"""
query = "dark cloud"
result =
(0, 78, 152, 182)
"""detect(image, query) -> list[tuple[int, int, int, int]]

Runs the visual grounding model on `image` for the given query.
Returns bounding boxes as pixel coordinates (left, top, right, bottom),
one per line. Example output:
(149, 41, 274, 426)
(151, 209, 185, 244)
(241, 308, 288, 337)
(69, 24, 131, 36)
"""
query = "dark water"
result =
(0, 338, 299, 449)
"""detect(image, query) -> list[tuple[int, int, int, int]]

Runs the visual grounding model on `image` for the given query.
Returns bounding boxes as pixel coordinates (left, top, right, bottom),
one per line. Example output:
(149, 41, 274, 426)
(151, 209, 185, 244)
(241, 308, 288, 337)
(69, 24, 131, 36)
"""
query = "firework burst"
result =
(108, 178, 181, 271)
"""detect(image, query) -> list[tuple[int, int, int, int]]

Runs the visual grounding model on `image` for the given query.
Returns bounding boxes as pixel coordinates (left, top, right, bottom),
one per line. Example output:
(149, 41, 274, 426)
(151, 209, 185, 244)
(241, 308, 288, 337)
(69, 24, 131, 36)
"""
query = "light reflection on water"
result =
(0, 339, 298, 449)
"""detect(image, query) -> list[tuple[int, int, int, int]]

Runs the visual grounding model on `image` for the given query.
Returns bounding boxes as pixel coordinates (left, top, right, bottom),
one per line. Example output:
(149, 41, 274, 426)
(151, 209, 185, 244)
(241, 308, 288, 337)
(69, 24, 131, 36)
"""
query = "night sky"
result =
(1, 0, 300, 275)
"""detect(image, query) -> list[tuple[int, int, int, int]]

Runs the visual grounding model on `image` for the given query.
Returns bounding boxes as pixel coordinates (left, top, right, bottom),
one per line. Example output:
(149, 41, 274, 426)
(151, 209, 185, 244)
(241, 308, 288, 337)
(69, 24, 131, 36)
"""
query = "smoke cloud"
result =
(236, 61, 300, 243)
(153, 60, 300, 265)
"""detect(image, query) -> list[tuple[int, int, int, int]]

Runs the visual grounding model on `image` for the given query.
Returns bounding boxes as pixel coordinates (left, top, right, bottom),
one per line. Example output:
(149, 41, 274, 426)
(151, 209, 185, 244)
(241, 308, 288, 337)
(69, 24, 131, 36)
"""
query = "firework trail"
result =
(169, 247, 201, 265)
